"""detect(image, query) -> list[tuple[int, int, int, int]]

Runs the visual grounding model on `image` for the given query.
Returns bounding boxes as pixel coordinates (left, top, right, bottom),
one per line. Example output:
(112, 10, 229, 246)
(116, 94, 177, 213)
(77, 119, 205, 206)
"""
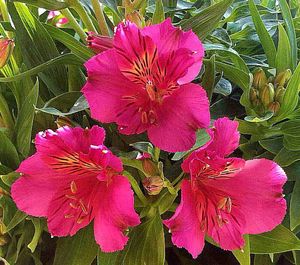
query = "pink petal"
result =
(94, 175, 140, 252)
(47, 177, 98, 236)
(215, 159, 287, 235)
(82, 50, 148, 134)
(142, 18, 204, 84)
(206, 117, 240, 157)
(163, 180, 205, 258)
(147, 83, 210, 152)
(11, 176, 62, 217)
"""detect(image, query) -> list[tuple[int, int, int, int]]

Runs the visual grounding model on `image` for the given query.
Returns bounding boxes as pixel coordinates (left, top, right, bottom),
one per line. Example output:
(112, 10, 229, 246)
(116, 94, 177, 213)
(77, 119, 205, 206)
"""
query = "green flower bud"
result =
(0, 37, 14, 68)
(142, 176, 164, 195)
(250, 87, 260, 107)
(268, 101, 281, 114)
(275, 86, 285, 103)
(274, 69, 292, 88)
(260, 83, 275, 108)
(253, 68, 268, 90)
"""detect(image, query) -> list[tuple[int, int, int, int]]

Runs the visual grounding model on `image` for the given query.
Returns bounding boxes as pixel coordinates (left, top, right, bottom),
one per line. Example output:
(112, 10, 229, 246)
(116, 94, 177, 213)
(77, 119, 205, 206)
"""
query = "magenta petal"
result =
(11, 176, 62, 217)
(217, 159, 287, 234)
(82, 49, 142, 123)
(206, 117, 240, 157)
(164, 180, 205, 258)
(94, 175, 140, 252)
(142, 18, 204, 84)
(147, 83, 210, 152)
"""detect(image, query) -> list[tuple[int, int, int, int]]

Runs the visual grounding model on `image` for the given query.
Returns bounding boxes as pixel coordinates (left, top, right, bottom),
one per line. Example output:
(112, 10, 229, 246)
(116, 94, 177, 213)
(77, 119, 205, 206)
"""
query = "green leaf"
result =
(215, 61, 250, 91)
(36, 94, 89, 116)
(97, 251, 119, 265)
(254, 254, 273, 265)
(172, 129, 211, 161)
(27, 218, 43, 253)
(44, 24, 94, 61)
(283, 135, 300, 151)
(152, 0, 164, 24)
(249, 0, 276, 67)
(0, 131, 20, 169)
(11, 0, 69, 9)
(0, 54, 83, 83)
(118, 212, 165, 265)
(274, 147, 300, 167)
(202, 55, 216, 101)
(233, 235, 250, 265)
(14, 80, 39, 157)
(259, 137, 283, 154)
(278, 0, 297, 70)
(250, 225, 300, 254)
(285, 161, 300, 181)
(281, 119, 300, 137)
(291, 180, 300, 230)
(53, 225, 98, 265)
(4, 210, 27, 233)
(180, 0, 233, 40)
(8, 2, 67, 95)
(274, 62, 300, 122)
(244, 112, 273, 123)
(275, 24, 292, 72)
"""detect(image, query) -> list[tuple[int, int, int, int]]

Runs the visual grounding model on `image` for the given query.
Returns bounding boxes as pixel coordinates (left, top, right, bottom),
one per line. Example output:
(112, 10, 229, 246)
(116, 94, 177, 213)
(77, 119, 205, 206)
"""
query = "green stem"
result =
(0, 93, 14, 132)
(61, 9, 87, 43)
(153, 147, 160, 162)
(124, 171, 148, 206)
(91, 0, 109, 36)
(171, 171, 185, 186)
(71, 0, 97, 32)
(0, 0, 12, 38)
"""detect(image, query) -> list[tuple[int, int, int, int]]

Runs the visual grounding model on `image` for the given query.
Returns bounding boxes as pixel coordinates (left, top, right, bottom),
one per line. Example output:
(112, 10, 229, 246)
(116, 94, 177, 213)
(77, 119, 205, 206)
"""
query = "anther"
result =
(69, 202, 78, 209)
(141, 111, 148, 124)
(64, 214, 74, 219)
(79, 199, 88, 215)
(70, 181, 77, 194)
(77, 216, 85, 224)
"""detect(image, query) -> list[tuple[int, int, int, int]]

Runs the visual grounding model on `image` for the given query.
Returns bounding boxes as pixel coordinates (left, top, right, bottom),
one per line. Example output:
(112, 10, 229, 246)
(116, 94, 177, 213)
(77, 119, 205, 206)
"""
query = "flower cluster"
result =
(11, 19, 287, 258)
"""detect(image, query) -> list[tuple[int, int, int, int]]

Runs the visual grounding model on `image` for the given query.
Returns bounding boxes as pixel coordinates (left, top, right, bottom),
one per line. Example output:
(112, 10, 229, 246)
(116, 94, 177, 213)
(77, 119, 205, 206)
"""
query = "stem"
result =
(60, 9, 87, 43)
(91, 0, 109, 36)
(0, 0, 12, 38)
(0, 93, 14, 132)
(153, 147, 160, 162)
(171, 171, 185, 186)
(71, 0, 97, 32)
(124, 171, 148, 206)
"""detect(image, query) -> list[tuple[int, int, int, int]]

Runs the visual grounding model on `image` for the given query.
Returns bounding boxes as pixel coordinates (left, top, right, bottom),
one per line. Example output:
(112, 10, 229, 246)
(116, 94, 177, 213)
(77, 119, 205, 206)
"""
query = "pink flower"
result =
(11, 126, 140, 252)
(164, 118, 287, 258)
(47, 11, 68, 27)
(87, 32, 113, 54)
(82, 18, 209, 152)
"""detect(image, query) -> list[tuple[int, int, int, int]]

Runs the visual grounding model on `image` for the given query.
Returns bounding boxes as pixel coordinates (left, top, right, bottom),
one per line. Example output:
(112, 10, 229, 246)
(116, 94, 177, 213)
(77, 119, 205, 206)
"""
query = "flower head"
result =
(11, 126, 140, 252)
(82, 18, 210, 152)
(47, 11, 68, 27)
(164, 118, 287, 258)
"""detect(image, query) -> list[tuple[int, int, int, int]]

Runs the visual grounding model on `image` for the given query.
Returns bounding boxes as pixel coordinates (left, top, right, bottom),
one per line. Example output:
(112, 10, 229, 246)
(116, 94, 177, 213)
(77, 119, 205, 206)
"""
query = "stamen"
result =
(77, 216, 85, 224)
(70, 181, 77, 194)
(69, 202, 79, 209)
(216, 215, 223, 227)
(146, 81, 156, 101)
(141, 111, 148, 124)
(64, 214, 74, 219)
(79, 199, 88, 215)
(225, 197, 232, 213)
(65, 194, 77, 200)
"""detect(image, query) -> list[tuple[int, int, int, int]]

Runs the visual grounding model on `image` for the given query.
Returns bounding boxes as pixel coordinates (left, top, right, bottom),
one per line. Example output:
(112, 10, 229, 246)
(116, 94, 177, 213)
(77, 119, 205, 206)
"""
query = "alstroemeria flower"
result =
(82, 18, 210, 152)
(47, 11, 68, 27)
(164, 118, 287, 258)
(11, 126, 140, 252)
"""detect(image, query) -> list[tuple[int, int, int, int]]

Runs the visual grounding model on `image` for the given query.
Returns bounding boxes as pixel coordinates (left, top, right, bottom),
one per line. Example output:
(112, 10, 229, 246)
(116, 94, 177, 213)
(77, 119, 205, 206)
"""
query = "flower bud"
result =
(253, 68, 268, 90)
(142, 176, 164, 195)
(142, 159, 158, 176)
(274, 69, 292, 88)
(87, 32, 113, 54)
(275, 86, 285, 103)
(0, 37, 14, 68)
(268, 101, 280, 114)
(260, 83, 275, 108)
(249, 87, 259, 107)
